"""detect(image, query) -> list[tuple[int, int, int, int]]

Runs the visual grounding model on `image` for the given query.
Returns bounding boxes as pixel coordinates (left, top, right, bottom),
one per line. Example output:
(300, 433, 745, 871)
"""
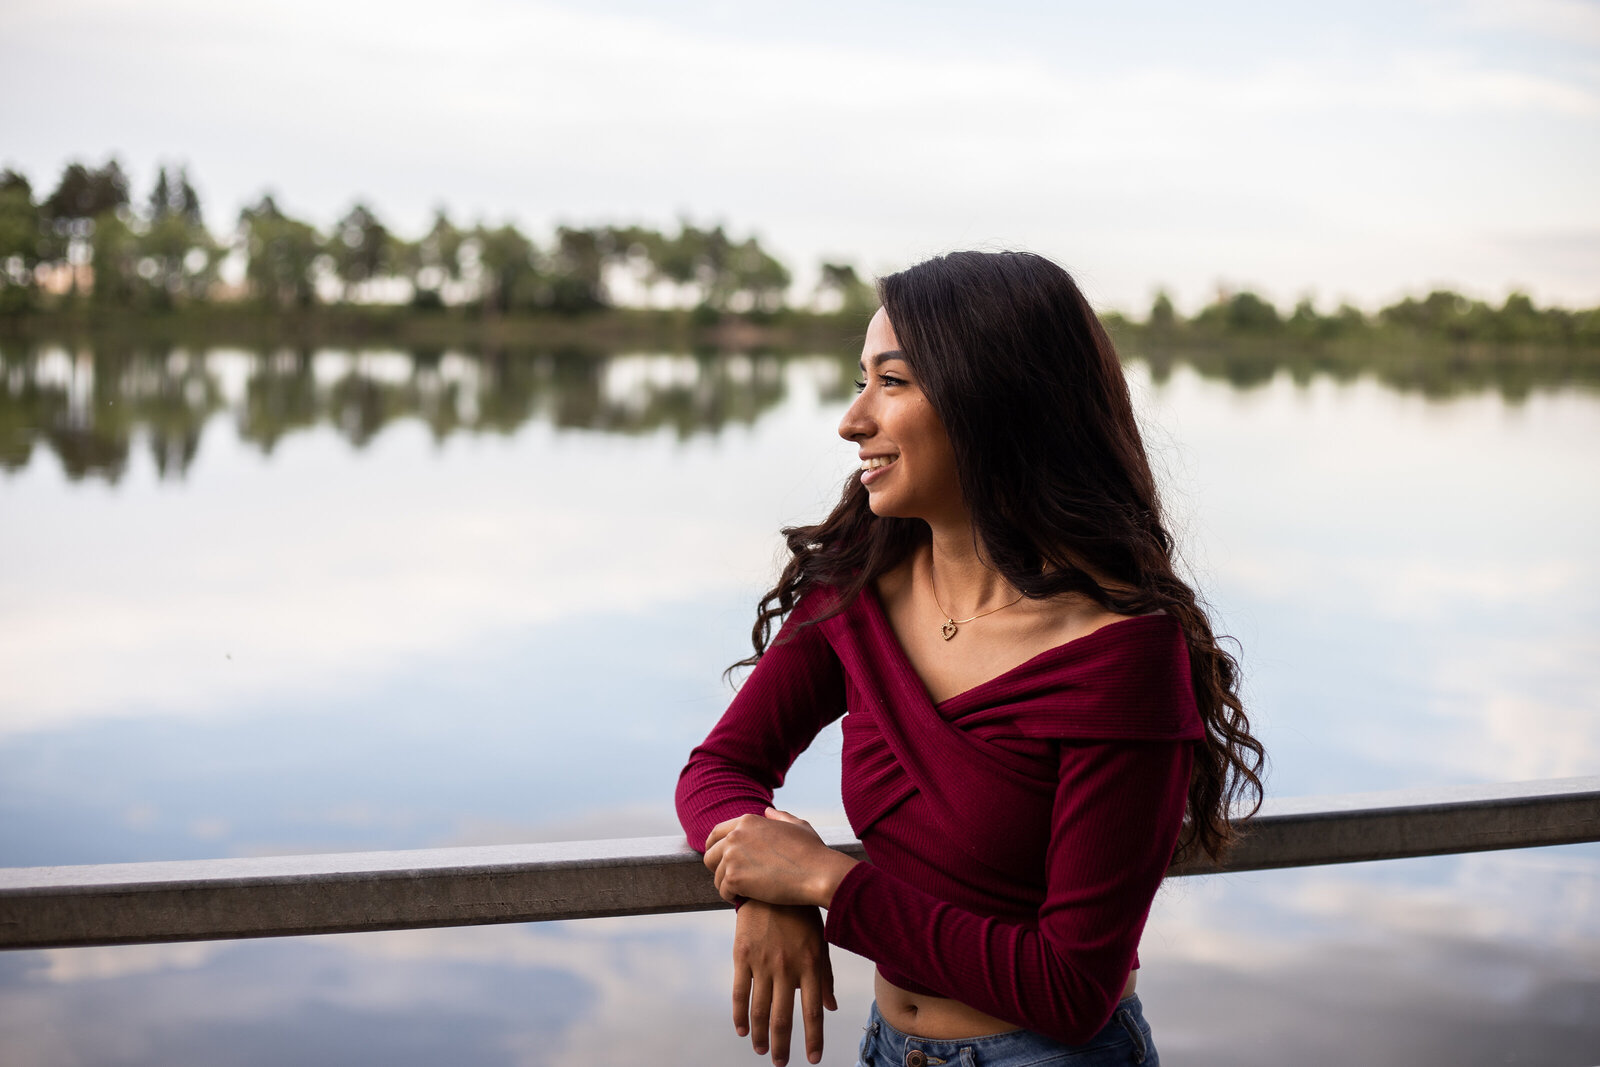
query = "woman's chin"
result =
(865, 495, 912, 519)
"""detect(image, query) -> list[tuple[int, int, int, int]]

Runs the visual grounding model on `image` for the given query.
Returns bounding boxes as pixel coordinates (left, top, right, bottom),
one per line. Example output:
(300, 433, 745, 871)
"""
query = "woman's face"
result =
(838, 308, 965, 523)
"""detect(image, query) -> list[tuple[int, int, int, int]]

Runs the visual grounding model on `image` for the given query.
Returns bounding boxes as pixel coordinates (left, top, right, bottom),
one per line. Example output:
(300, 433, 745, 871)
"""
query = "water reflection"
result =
(0, 345, 222, 481)
(4, 339, 1592, 484)
(1130, 337, 1600, 399)
(3, 342, 1597, 1065)
(0, 343, 816, 483)
(3, 846, 1595, 1066)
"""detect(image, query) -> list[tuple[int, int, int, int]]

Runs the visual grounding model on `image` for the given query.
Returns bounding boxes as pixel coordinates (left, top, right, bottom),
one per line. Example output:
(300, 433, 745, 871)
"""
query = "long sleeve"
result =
(676, 593, 848, 852)
(823, 737, 1192, 1046)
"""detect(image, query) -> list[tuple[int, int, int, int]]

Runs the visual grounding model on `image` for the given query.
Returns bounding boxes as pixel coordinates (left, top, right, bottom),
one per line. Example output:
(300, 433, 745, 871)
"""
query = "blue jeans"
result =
(854, 996, 1156, 1067)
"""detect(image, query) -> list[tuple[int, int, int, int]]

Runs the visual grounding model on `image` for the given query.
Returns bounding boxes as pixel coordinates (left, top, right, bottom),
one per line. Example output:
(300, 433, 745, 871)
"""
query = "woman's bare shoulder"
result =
(1029, 594, 1158, 648)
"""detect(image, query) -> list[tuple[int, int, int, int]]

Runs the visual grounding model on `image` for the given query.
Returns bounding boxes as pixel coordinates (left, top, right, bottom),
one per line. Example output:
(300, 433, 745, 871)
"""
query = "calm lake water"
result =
(1, 341, 1596, 1065)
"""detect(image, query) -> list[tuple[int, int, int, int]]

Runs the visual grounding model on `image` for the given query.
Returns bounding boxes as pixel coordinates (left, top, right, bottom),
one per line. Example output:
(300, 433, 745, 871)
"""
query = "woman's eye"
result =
(879, 375, 906, 388)
(853, 378, 867, 393)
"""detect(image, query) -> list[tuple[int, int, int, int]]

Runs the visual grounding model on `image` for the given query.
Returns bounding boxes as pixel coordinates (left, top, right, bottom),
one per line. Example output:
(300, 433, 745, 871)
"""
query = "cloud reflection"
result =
(1140, 847, 1600, 1065)
(0, 357, 852, 736)
(5, 846, 1596, 1066)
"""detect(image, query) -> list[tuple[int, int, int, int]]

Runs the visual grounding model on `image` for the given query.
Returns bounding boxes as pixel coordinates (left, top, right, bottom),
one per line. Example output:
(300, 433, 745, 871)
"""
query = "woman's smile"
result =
(839, 308, 963, 521)
(859, 453, 899, 485)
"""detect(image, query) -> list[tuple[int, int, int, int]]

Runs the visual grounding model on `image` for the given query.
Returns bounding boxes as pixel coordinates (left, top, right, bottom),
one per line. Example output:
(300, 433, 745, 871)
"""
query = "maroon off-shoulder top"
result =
(675, 586, 1202, 1045)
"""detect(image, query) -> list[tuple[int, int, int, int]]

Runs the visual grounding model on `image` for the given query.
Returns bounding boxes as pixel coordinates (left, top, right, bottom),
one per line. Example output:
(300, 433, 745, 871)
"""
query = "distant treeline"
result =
(2, 157, 1598, 349)
(0, 158, 875, 320)
(1106, 289, 1600, 350)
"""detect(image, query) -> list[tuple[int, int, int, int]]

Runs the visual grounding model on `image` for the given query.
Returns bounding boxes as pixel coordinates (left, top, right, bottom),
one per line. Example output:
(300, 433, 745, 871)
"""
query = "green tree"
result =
(42, 159, 131, 222)
(816, 261, 875, 315)
(1575, 307, 1600, 347)
(1490, 292, 1559, 344)
(146, 165, 202, 227)
(89, 209, 141, 307)
(471, 222, 537, 313)
(725, 236, 789, 313)
(643, 221, 789, 313)
(1333, 303, 1367, 332)
(1195, 289, 1281, 332)
(407, 208, 465, 308)
(0, 170, 41, 312)
(1283, 296, 1367, 341)
(39, 159, 130, 292)
(330, 202, 391, 301)
(1148, 289, 1176, 331)
(546, 225, 608, 313)
(649, 221, 703, 304)
(138, 165, 215, 307)
(1380, 290, 1474, 340)
(239, 194, 322, 309)
(696, 224, 736, 310)
(599, 224, 667, 306)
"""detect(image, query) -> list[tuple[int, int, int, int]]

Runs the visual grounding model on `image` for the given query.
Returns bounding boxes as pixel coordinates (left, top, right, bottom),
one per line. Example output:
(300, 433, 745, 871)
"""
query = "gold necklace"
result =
(929, 557, 1025, 641)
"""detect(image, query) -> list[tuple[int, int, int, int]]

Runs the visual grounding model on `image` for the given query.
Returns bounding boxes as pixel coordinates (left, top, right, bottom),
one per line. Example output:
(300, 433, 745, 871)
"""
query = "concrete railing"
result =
(3, 776, 1597, 951)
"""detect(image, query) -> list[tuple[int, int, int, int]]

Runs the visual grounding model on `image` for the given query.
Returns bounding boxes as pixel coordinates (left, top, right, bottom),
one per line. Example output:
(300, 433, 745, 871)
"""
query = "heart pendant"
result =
(940, 620, 958, 641)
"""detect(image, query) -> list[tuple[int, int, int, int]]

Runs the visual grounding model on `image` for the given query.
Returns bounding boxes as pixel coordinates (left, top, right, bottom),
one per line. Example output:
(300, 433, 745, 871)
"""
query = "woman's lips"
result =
(859, 454, 898, 486)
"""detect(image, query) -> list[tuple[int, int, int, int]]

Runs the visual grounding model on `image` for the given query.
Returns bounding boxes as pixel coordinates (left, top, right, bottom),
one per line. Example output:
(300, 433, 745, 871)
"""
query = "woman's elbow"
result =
(1034, 964, 1129, 1046)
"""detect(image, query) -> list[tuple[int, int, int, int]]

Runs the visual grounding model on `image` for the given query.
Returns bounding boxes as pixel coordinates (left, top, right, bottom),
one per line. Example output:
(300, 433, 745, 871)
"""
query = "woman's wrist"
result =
(809, 850, 859, 909)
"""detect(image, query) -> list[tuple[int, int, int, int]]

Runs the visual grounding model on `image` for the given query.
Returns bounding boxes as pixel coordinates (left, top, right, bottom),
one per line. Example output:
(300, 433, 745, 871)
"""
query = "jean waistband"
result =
(863, 994, 1146, 1054)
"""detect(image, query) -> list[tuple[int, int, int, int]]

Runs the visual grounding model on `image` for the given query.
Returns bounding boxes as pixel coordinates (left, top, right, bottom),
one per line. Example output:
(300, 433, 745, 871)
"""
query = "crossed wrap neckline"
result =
(819, 585, 1203, 883)
(854, 585, 1179, 717)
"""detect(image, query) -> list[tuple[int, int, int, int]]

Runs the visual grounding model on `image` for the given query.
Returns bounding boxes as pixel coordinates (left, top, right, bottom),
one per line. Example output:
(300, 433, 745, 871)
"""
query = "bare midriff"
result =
(872, 968, 1138, 1040)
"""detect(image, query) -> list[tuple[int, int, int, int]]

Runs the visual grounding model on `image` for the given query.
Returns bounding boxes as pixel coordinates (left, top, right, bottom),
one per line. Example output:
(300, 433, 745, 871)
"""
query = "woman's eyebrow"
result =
(860, 349, 905, 371)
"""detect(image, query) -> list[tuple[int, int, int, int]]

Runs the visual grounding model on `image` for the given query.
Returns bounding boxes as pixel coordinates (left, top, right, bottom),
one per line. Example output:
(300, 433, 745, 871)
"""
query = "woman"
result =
(677, 251, 1263, 1067)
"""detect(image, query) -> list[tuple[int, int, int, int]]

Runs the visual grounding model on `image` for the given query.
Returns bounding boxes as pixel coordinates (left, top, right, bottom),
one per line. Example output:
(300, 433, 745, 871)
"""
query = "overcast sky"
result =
(3, 0, 1597, 313)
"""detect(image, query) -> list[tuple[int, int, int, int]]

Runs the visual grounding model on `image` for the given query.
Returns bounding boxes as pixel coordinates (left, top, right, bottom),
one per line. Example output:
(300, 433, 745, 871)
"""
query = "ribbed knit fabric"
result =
(676, 586, 1202, 1046)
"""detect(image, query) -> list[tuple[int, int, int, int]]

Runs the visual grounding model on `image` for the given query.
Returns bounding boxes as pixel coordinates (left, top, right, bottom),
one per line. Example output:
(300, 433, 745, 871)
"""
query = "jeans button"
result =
(905, 1051, 927, 1067)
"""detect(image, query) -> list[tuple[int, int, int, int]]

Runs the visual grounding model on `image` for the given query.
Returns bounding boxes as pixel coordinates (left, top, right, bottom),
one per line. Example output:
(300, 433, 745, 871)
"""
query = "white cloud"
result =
(4, 0, 1599, 308)
(1453, 0, 1600, 44)
(1387, 50, 1600, 115)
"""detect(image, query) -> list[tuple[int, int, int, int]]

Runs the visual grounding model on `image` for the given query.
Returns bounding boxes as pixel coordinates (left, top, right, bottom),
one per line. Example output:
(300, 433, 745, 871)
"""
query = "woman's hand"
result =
(731, 901, 836, 1067)
(704, 807, 858, 909)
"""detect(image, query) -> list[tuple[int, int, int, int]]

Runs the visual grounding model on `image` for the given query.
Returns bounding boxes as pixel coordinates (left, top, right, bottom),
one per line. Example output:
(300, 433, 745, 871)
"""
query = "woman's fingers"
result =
(749, 974, 773, 1057)
(702, 836, 723, 874)
(705, 826, 743, 901)
(732, 960, 752, 1038)
(705, 815, 742, 851)
(711, 854, 745, 905)
(768, 981, 795, 1067)
(730, 903, 833, 1066)
(763, 806, 815, 832)
(798, 966, 832, 1065)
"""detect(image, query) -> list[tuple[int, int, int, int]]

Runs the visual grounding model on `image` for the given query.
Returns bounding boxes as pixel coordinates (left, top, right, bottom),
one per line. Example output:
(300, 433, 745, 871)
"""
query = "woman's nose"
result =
(838, 393, 873, 442)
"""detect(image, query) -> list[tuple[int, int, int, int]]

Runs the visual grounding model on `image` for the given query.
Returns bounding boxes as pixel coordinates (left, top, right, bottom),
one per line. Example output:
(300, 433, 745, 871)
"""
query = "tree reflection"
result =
(0, 343, 223, 483)
(2, 337, 1593, 485)
(240, 349, 317, 454)
(0, 343, 804, 483)
(1122, 337, 1600, 400)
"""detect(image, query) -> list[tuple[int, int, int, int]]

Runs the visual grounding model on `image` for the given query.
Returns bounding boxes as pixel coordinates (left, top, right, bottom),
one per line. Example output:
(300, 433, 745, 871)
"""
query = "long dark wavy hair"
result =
(737, 250, 1264, 863)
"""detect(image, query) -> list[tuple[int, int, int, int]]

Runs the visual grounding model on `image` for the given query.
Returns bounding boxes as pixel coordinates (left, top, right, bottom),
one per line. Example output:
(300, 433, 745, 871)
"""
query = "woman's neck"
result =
(924, 518, 1017, 617)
